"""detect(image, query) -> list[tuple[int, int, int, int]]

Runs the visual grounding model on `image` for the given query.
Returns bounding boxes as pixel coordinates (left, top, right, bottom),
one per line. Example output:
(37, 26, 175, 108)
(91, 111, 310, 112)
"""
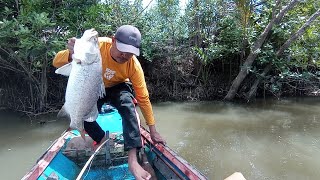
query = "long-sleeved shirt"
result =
(53, 37, 155, 125)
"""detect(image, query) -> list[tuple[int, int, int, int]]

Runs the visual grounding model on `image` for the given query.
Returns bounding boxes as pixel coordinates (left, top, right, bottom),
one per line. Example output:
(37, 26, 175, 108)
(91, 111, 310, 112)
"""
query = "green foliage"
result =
(255, 43, 276, 66)
(141, 0, 188, 61)
(0, 0, 319, 111)
(102, 0, 144, 34)
(0, 0, 114, 113)
(207, 15, 242, 60)
(286, 2, 320, 69)
(243, 0, 320, 92)
(55, 0, 113, 36)
(270, 0, 320, 75)
(186, 0, 243, 64)
(0, 10, 61, 72)
(0, 1, 64, 112)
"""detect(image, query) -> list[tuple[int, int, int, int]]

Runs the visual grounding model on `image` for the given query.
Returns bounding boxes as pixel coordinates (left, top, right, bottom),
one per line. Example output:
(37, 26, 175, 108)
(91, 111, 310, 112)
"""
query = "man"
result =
(53, 25, 165, 180)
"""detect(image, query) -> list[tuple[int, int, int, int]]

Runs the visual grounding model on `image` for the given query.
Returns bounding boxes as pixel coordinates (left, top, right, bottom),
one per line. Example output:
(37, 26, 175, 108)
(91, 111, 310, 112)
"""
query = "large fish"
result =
(56, 29, 105, 138)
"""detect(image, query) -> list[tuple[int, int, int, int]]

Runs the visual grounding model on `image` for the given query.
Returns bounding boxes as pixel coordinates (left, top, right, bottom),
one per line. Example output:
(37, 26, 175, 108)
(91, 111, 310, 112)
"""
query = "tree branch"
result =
(224, 0, 299, 100)
(246, 9, 320, 100)
(277, 9, 320, 55)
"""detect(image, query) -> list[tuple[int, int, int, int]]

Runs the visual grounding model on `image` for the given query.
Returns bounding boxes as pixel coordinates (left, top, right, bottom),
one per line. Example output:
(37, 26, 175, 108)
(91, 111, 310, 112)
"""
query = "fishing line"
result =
(76, 137, 110, 180)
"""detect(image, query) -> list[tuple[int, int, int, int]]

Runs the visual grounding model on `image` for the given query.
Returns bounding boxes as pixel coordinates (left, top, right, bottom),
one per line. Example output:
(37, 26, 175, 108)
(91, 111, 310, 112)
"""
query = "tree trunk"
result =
(246, 63, 272, 100)
(193, 0, 202, 75)
(193, 0, 201, 48)
(39, 52, 49, 112)
(224, 0, 299, 101)
(246, 9, 320, 100)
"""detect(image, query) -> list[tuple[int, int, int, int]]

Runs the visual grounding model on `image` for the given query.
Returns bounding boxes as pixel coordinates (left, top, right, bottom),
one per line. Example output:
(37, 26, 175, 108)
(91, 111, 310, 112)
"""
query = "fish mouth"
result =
(89, 29, 98, 39)
(90, 33, 98, 41)
(82, 28, 99, 41)
(89, 28, 98, 36)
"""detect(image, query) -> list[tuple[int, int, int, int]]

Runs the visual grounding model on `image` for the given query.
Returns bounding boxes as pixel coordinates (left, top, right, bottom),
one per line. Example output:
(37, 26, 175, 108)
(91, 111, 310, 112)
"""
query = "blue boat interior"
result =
(37, 105, 174, 180)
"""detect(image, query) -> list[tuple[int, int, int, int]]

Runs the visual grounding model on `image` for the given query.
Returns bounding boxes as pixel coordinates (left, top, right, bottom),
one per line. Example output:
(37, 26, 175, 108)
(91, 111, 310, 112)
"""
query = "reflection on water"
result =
(1, 97, 320, 179)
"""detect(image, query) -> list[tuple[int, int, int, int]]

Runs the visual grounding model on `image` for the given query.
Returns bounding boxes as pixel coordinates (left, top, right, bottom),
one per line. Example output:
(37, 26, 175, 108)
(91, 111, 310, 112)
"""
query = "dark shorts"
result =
(84, 82, 142, 150)
(84, 121, 105, 143)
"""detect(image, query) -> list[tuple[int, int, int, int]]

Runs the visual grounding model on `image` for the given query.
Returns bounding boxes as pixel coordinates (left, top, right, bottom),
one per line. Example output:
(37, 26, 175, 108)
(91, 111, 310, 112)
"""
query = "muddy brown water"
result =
(1, 97, 320, 179)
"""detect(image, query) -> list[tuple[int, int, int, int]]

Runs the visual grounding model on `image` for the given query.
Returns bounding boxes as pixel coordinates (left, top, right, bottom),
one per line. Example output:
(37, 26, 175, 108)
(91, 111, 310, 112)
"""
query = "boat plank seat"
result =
(62, 133, 127, 167)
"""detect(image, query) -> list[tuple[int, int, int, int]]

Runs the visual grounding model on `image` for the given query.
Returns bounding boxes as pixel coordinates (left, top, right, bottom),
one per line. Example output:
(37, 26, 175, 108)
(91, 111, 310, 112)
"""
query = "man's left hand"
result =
(150, 130, 166, 145)
(149, 125, 166, 145)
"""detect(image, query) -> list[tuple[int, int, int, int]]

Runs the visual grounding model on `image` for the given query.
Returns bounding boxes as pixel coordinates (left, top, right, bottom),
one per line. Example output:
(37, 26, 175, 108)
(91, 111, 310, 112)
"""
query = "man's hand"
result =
(67, 37, 76, 62)
(149, 125, 166, 145)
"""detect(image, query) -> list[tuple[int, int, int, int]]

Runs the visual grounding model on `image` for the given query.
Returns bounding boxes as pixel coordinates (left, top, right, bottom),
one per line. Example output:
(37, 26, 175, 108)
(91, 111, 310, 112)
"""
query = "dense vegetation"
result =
(0, 0, 319, 115)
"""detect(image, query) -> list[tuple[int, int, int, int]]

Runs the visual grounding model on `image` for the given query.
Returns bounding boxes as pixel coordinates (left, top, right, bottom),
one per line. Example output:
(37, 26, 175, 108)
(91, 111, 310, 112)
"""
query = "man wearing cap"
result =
(53, 25, 165, 180)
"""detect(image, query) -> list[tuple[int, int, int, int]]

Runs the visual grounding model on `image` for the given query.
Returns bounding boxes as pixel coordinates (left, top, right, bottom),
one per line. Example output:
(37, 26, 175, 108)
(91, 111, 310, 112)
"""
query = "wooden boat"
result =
(22, 105, 207, 180)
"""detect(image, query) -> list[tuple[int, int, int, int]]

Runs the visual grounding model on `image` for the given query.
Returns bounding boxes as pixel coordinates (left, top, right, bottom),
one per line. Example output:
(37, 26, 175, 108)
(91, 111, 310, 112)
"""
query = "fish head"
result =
(72, 29, 100, 65)
(82, 28, 98, 41)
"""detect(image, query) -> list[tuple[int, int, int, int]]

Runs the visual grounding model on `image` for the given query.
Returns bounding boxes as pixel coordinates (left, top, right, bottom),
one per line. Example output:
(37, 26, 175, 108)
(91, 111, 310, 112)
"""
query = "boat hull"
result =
(22, 107, 207, 180)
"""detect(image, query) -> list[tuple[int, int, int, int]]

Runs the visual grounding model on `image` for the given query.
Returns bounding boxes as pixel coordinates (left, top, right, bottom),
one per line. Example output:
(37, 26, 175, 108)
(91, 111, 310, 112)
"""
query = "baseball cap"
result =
(115, 25, 141, 56)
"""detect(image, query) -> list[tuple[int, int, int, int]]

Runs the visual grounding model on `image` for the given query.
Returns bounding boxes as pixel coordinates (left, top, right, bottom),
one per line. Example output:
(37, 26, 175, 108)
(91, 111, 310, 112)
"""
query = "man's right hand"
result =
(67, 37, 76, 61)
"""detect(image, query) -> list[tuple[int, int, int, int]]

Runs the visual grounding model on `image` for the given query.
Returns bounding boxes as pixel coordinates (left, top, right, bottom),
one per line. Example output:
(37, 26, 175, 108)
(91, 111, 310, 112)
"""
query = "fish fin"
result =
(98, 81, 106, 98)
(55, 63, 72, 76)
(82, 53, 99, 64)
(57, 105, 69, 119)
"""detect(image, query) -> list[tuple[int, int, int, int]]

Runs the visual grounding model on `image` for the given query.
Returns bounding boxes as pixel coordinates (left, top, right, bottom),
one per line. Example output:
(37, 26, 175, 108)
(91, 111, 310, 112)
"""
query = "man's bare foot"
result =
(141, 152, 157, 180)
(92, 135, 107, 151)
(128, 148, 151, 180)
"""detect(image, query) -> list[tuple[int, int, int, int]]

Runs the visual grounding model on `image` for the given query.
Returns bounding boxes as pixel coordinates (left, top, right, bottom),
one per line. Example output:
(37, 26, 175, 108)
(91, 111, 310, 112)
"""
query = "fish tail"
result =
(57, 105, 69, 119)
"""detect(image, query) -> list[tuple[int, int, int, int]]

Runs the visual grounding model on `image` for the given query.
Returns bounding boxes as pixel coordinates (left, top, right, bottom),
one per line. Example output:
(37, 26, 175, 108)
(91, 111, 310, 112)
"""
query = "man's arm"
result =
(130, 58, 166, 144)
(52, 50, 70, 68)
(52, 38, 76, 68)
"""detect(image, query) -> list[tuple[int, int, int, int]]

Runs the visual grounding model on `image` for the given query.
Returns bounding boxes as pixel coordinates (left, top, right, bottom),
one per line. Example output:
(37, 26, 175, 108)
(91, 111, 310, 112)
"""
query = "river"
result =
(1, 97, 320, 179)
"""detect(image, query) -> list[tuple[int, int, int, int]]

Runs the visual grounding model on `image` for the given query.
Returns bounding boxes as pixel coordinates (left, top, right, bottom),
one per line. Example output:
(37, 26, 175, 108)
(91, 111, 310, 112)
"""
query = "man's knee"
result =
(119, 92, 135, 105)
(84, 121, 105, 143)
